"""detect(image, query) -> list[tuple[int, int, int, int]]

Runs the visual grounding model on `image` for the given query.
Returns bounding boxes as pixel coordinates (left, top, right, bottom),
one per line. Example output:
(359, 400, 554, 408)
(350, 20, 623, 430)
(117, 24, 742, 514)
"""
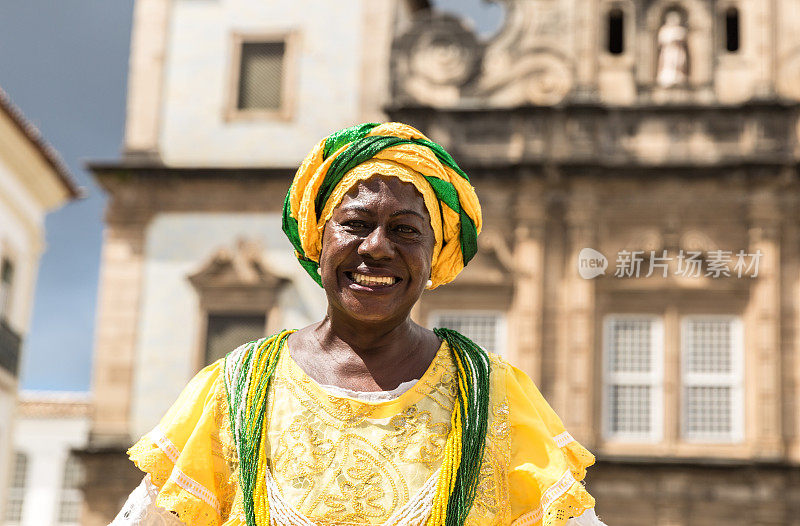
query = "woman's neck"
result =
(287, 314, 440, 392)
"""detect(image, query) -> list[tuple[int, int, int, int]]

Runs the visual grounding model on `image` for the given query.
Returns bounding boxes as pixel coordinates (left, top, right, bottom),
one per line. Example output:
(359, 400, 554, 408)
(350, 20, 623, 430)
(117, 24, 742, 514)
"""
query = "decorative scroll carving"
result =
(392, 13, 482, 106)
(473, 0, 574, 105)
(480, 52, 573, 106)
(391, 1, 574, 107)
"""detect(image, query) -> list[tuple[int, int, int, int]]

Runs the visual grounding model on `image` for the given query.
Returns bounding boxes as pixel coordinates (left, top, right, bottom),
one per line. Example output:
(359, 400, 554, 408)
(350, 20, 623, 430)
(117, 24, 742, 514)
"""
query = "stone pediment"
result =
(188, 239, 288, 290)
(453, 231, 514, 287)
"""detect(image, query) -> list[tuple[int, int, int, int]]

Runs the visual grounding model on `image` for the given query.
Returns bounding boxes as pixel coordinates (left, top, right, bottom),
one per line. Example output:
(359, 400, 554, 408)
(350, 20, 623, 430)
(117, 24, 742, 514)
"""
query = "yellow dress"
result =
(128, 339, 597, 526)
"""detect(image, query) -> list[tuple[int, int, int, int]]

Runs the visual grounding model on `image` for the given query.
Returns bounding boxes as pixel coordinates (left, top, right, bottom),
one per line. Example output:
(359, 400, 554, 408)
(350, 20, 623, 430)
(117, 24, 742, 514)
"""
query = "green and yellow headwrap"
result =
(282, 122, 482, 289)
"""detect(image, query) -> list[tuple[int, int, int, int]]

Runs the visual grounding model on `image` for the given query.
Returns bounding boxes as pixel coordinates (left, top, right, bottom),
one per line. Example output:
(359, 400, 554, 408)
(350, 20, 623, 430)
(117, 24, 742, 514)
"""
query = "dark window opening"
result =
(205, 313, 266, 365)
(725, 7, 740, 52)
(0, 258, 14, 320)
(237, 41, 286, 110)
(608, 8, 625, 55)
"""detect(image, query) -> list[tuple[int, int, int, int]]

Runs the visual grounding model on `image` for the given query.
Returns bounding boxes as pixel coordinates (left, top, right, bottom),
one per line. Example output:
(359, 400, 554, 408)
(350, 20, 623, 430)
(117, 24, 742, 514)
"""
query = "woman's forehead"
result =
(339, 174, 427, 213)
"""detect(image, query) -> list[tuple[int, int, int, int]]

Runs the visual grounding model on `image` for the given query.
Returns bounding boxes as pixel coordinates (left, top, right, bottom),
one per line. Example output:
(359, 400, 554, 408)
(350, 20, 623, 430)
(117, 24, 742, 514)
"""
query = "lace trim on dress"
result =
(565, 509, 607, 526)
(168, 465, 223, 516)
(318, 378, 419, 402)
(146, 425, 223, 516)
(552, 431, 574, 449)
(509, 428, 601, 526)
(511, 470, 576, 526)
(150, 427, 180, 463)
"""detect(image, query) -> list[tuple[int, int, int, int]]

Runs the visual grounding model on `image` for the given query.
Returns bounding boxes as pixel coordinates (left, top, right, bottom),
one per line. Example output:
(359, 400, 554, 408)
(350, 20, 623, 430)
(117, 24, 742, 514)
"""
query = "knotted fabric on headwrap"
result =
(282, 122, 482, 289)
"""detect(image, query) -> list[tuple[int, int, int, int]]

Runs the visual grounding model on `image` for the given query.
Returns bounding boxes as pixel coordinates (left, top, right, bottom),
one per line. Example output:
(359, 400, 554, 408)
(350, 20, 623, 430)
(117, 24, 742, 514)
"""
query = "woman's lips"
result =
(344, 271, 401, 288)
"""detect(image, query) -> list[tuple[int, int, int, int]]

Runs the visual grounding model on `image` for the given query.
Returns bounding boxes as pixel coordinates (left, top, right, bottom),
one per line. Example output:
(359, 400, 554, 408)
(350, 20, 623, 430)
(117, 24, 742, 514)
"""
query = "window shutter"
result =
(603, 316, 663, 441)
(4, 452, 27, 523)
(57, 455, 84, 525)
(682, 316, 743, 442)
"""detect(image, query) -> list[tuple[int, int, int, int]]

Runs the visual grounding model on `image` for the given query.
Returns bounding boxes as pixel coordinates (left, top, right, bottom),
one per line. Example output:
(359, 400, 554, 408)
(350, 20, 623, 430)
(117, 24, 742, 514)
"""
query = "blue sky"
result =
(0, 1, 133, 391)
(1, 0, 500, 392)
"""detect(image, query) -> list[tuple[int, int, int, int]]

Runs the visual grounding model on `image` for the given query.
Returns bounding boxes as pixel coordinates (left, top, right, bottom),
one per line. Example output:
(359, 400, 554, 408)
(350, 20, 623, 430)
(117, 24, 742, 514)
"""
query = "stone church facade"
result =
(82, 0, 800, 524)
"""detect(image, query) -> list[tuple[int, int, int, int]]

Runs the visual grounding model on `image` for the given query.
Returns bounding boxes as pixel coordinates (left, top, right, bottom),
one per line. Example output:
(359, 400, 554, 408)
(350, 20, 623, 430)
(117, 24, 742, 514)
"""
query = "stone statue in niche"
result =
(656, 10, 689, 87)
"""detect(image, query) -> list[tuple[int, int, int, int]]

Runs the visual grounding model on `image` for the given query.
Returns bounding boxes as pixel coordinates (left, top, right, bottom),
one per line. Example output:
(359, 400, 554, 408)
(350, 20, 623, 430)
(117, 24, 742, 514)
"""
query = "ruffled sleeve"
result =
(126, 360, 240, 526)
(505, 365, 599, 526)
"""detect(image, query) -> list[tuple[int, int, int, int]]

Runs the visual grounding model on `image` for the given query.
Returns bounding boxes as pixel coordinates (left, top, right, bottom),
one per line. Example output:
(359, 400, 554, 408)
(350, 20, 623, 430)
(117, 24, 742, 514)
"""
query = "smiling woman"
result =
(110, 123, 607, 526)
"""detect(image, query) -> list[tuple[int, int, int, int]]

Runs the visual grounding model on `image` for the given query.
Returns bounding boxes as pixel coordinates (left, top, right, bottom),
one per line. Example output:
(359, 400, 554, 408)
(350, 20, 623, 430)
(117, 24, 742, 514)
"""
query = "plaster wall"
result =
(0, 143, 51, 522)
(0, 156, 46, 333)
(160, 0, 368, 166)
(131, 212, 325, 438)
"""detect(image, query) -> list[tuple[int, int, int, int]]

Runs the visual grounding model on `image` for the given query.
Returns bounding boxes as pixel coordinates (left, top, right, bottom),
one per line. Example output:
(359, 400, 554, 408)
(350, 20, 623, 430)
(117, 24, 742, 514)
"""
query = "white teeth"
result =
(352, 272, 396, 286)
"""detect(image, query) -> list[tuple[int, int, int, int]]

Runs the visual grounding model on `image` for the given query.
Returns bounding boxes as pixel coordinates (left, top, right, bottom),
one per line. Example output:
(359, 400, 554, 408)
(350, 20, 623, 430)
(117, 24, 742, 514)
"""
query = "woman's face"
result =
(319, 175, 435, 324)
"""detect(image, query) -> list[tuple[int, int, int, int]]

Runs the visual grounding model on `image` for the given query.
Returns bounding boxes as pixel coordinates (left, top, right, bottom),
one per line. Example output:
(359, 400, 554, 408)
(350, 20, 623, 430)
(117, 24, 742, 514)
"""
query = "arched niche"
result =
(598, 0, 637, 104)
(643, 0, 713, 90)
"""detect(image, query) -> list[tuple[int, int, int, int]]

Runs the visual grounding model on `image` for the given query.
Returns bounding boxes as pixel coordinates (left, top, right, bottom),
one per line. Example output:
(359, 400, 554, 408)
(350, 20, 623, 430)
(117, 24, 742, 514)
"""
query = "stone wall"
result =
(590, 460, 800, 526)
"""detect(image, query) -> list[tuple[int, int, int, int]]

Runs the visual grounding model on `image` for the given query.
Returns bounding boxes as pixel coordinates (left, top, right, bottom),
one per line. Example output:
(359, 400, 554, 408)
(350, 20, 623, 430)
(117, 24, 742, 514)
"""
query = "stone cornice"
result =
(87, 161, 295, 181)
(388, 102, 800, 170)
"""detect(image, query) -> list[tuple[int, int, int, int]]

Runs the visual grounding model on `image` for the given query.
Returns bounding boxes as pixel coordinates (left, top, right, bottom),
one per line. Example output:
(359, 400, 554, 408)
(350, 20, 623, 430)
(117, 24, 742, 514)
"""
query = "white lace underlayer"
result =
(109, 475, 607, 526)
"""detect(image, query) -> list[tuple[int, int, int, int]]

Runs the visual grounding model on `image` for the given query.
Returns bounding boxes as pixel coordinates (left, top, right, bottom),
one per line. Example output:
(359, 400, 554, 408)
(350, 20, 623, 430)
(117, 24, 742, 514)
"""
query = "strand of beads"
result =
(435, 328, 491, 526)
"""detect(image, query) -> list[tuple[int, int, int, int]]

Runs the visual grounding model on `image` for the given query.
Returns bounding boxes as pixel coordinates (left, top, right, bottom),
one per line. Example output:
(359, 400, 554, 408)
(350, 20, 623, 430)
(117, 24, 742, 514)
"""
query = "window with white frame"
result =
(603, 315, 663, 441)
(56, 455, 84, 525)
(4, 451, 27, 523)
(429, 311, 506, 354)
(681, 316, 743, 442)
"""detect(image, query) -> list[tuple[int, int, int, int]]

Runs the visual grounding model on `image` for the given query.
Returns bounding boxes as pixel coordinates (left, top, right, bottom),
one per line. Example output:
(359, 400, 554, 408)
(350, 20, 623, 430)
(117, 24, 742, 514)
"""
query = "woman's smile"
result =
(344, 270, 401, 288)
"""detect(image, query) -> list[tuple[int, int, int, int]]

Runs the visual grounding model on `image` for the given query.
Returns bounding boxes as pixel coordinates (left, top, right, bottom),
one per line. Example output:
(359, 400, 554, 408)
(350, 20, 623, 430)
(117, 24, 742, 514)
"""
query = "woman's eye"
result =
(343, 220, 368, 229)
(395, 225, 419, 234)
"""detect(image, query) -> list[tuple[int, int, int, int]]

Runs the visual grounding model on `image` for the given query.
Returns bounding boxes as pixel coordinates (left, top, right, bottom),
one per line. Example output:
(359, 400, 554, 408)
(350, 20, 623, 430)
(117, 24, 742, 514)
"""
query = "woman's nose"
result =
(358, 226, 395, 260)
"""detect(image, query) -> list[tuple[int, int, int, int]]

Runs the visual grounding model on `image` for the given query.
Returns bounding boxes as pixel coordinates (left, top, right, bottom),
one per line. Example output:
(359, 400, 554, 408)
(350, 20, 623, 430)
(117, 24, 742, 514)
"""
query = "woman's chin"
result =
(337, 296, 404, 322)
(328, 289, 414, 325)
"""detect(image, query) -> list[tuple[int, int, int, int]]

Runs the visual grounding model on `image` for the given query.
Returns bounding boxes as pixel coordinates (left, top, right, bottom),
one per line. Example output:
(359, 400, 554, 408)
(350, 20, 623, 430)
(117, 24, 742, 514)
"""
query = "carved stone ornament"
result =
(392, 13, 482, 106)
(392, 1, 574, 108)
(520, 53, 573, 105)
